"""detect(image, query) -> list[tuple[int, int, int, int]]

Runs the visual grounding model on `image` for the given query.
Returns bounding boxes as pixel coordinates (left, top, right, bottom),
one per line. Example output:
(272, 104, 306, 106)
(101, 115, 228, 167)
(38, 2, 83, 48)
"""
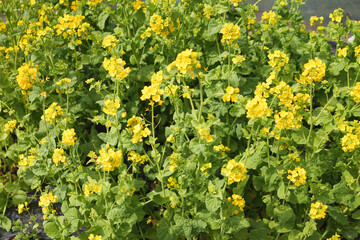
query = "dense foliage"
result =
(0, 0, 360, 239)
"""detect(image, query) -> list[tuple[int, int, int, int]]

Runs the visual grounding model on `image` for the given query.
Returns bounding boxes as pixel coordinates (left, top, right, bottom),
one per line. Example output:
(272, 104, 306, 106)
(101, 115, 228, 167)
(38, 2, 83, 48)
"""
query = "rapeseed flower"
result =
(167, 49, 201, 78)
(268, 50, 289, 71)
(228, 194, 245, 211)
(326, 233, 341, 240)
(96, 146, 122, 171)
(4, 120, 17, 133)
(18, 154, 34, 170)
(41, 102, 63, 124)
(198, 127, 213, 142)
(102, 35, 118, 51)
(341, 133, 360, 152)
(287, 167, 307, 186)
(16, 61, 37, 90)
(127, 116, 151, 143)
(309, 202, 327, 219)
(103, 56, 131, 80)
(262, 10, 277, 25)
(350, 82, 360, 103)
(52, 148, 66, 166)
(220, 23, 240, 45)
(329, 8, 343, 23)
(337, 46, 349, 57)
(297, 57, 326, 85)
(39, 192, 58, 214)
(84, 183, 101, 196)
(222, 86, 239, 103)
(245, 96, 271, 119)
(140, 71, 164, 106)
(62, 128, 77, 146)
(167, 177, 179, 188)
(203, 5, 213, 19)
(128, 151, 148, 165)
(133, 0, 145, 12)
(88, 234, 102, 240)
(221, 159, 247, 184)
(103, 99, 120, 116)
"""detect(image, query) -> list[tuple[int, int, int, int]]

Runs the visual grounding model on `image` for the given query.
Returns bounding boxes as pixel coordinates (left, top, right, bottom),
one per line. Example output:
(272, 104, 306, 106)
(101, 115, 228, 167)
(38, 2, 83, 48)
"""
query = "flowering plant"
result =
(0, 0, 360, 239)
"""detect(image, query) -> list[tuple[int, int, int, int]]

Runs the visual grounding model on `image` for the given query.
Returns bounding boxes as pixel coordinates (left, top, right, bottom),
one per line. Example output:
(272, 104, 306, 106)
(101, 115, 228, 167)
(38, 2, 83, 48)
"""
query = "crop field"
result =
(0, 0, 360, 239)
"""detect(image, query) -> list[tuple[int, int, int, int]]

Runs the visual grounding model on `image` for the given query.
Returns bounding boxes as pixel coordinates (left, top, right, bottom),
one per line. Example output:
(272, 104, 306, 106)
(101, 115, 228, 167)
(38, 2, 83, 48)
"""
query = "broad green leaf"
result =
(274, 205, 295, 233)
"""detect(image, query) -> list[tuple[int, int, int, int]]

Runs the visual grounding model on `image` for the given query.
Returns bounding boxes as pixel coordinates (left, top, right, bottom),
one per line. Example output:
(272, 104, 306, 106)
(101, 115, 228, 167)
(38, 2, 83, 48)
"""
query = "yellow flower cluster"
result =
(88, 234, 102, 240)
(310, 16, 324, 26)
(18, 202, 29, 214)
(133, 0, 145, 12)
(296, 57, 326, 85)
(127, 116, 151, 143)
(355, 45, 360, 58)
(167, 49, 201, 78)
(4, 120, 17, 133)
(42, 102, 63, 124)
(228, 194, 245, 211)
(54, 14, 90, 41)
(268, 50, 289, 71)
(87, 0, 103, 6)
(167, 176, 179, 188)
(220, 23, 240, 45)
(102, 35, 118, 51)
(203, 5, 213, 19)
(232, 55, 246, 65)
(18, 154, 35, 170)
(350, 82, 360, 103)
(341, 133, 360, 152)
(221, 159, 247, 184)
(326, 233, 341, 240)
(140, 71, 164, 106)
(329, 8, 343, 23)
(337, 46, 349, 57)
(39, 192, 58, 214)
(230, 0, 242, 7)
(52, 148, 66, 166)
(16, 61, 37, 90)
(128, 151, 148, 165)
(149, 13, 175, 37)
(56, 78, 72, 86)
(213, 144, 230, 157)
(246, 96, 271, 119)
(198, 127, 213, 142)
(62, 128, 77, 146)
(84, 183, 101, 196)
(200, 163, 212, 175)
(96, 146, 123, 171)
(222, 86, 239, 103)
(103, 56, 131, 80)
(309, 202, 327, 219)
(168, 152, 179, 172)
(287, 167, 307, 186)
(103, 99, 120, 116)
(262, 10, 277, 25)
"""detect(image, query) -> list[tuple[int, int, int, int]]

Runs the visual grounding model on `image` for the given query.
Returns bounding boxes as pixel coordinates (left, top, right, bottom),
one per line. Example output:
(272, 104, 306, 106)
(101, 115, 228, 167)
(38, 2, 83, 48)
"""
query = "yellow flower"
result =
(39, 192, 58, 208)
(262, 10, 277, 25)
(337, 46, 349, 57)
(18, 154, 35, 170)
(103, 99, 120, 116)
(310, 16, 323, 26)
(167, 177, 179, 188)
(84, 183, 102, 196)
(203, 5, 213, 19)
(232, 55, 245, 64)
(222, 86, 239, 103)
(18, 202, 29, 214)
(309, 202, 327, 219)
(355, 45, 360, 58)
(88, 234, 102, 240)
(220, 23, 240, 45)
(326, 233, 341, 240)
(149, 14, 175, 37)
(296, 57, 326, 85)
(198, 127, 213, 142)
(16, 61, 37, 90)
(4, 120, 17, 133)
(133, 0, 145, 12)
(167, 134, 175, 143)
(213, 144, 230, 157)
(329, 8, 343, 23)
(228, 194, 245, 211)
(350, 82, 360, 103)
(140, 28, 152, 39)
(96, 147, 123, 171)
(341, 133, 360, 152)
(221, 159, 247, 184)
(167, 49, 201, 78)
(140, 71, 164, 106)
(102, 35, 118, 51)
(127, 116, 151, 143)
(87, 0, 103, 6)
(62, 128, 77, 146)
(230, 0, 242, 7)
(268, 50, 289, 71)
(41, 102, 63, 124)
(103, 56, 131, 80)
(52, 148, 66, 166)
(128, 151, 148, 165)
(287, 167, 306, 186)
(245, 96, 271, 119)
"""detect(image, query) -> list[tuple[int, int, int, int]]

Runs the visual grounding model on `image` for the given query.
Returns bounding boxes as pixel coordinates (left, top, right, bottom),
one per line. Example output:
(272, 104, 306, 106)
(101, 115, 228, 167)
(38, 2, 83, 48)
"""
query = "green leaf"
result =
(277, 182, 286, 199)
(98, 11, 110, 30)
(352, 210, 360, 220)
(205, 19, 222, 41)
(205, 195, 221, 212)
(1, 216, 11, 232)
(327, 206, 347, 224)
(292, 127, 308, 145)
(223, 216, 250, 234)
(274, 205, 295, 233)
(44, 221, 61, 239)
